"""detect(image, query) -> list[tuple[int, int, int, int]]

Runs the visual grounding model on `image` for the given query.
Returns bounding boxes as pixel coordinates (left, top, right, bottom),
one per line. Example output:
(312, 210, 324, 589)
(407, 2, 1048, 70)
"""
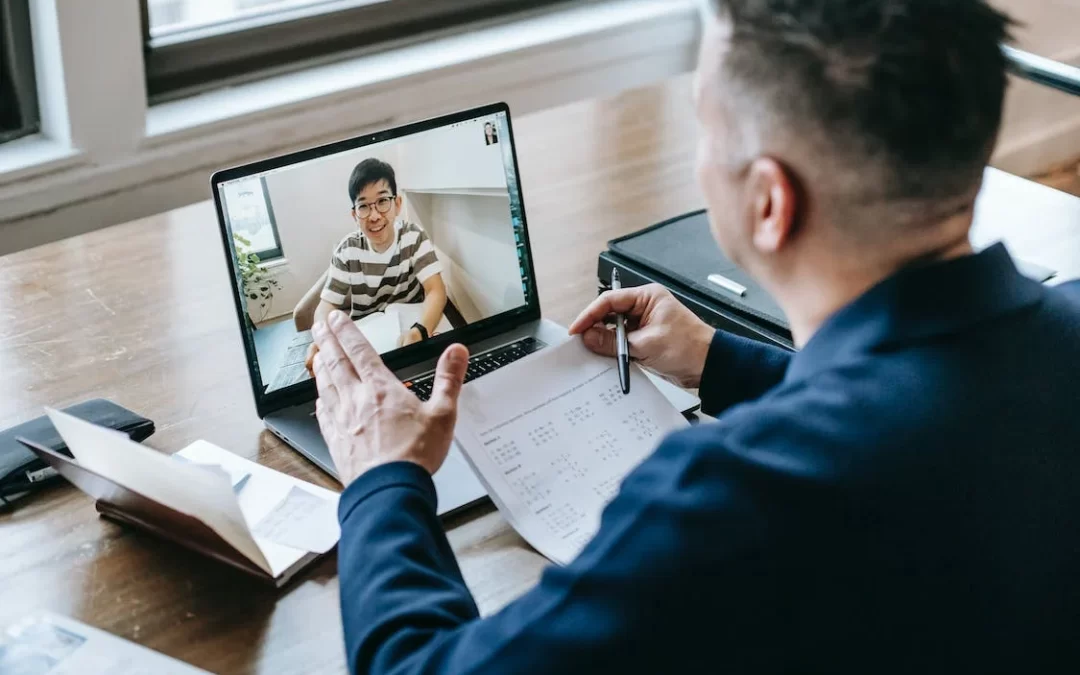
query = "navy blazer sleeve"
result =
(337, 423, 788, 675)
(697, 330, 792, 416)
(336, 331, 793, 673)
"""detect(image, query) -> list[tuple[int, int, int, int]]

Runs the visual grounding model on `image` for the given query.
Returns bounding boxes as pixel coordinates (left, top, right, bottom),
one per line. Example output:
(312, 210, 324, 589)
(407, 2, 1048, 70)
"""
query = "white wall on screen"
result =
(404, 191, 525, 324)
(396, 120, 508, 192)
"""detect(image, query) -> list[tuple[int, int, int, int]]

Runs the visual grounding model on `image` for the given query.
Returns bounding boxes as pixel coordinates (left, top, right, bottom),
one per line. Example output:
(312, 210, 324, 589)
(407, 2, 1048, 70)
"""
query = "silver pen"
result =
(611, 269, 631, 394)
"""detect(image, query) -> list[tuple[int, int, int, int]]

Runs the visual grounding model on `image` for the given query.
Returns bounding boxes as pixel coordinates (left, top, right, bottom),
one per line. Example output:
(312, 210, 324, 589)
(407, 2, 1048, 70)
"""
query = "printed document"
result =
(0, 613, 210, 674)
(455, 339, 688, 565)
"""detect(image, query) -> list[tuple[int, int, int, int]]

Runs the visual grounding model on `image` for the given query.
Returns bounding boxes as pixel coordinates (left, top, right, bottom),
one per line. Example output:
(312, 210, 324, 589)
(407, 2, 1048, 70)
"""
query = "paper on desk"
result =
(267, 307, 456, 393)
(170, 454, 249, 488)
(454, 339, 689, 566)
(46, 409, 272, 576)
(356, 311, 404, 354)
(175, 441, 341, 566)
(252, 486, 339, 554)
(0, 612, 210, 674)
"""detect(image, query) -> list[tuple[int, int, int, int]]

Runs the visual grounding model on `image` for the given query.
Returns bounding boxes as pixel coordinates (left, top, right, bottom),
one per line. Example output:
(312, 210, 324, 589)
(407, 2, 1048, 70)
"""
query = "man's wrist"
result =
(681, 322, 716, 388)
(339, 461, 438, 521)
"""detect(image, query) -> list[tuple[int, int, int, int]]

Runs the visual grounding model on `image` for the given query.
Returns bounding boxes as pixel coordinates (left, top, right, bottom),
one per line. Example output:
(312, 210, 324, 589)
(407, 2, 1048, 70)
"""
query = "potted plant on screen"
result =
(234, 233, 280, 328)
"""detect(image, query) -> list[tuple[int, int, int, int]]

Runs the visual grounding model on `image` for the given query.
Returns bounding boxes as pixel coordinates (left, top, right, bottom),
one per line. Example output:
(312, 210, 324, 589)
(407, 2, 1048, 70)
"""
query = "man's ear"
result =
(745, 157, 798, 254)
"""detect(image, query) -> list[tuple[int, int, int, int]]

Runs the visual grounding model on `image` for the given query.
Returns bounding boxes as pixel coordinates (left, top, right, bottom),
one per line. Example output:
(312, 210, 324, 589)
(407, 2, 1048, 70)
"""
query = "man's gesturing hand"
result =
(568, 284, 715, 388)
(312, 310, 469, 487)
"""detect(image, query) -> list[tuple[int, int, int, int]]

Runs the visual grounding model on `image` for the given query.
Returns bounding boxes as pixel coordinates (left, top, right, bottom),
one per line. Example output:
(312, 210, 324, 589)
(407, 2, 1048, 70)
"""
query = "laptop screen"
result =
(216, 109, 534, 397)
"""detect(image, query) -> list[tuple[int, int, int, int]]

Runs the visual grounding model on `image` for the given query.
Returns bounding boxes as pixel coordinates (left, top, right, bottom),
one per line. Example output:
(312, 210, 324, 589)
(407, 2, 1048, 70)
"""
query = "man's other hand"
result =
(311, 310, 469, 486)
(568, 284, 715, 388)
(305, 342, 319, 378)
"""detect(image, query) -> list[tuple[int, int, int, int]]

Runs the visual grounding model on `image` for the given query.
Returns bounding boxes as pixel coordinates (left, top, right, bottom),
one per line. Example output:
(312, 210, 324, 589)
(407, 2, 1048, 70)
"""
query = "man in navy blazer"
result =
(308, 0, 1080, 672)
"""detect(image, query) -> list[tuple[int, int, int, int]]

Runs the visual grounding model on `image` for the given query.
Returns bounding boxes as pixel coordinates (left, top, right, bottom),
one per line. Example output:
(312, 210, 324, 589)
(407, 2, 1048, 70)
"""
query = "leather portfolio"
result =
(0, 399, 155, 507)
(17, 412, 341, 588)
(19, 440, 288, 584)
(597, 209, 1057, 351)
(598, 210, 794, 350)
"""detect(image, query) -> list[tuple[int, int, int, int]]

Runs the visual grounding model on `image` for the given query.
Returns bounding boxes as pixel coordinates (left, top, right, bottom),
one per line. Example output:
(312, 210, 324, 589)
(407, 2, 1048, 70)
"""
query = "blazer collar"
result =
(785, 244, 1044, 384)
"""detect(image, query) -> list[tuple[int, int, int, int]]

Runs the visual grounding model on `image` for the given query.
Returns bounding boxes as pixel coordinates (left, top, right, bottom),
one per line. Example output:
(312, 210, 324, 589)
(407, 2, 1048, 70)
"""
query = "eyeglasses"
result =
(354, 196, 395, 219)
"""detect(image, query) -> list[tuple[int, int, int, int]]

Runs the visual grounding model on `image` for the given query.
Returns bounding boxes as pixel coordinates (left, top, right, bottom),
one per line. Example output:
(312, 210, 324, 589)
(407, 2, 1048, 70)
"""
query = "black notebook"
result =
(608, 210, 788, 331)
(0, 399, 155, 505)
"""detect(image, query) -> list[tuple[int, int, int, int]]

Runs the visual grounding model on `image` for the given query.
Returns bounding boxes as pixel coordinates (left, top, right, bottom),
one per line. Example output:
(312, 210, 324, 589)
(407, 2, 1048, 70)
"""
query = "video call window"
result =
(219, 114, 530, 394)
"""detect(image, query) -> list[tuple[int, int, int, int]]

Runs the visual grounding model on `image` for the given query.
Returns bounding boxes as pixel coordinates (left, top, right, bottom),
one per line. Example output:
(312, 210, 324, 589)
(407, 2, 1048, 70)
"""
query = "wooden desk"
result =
(1, 75, 1078, 674)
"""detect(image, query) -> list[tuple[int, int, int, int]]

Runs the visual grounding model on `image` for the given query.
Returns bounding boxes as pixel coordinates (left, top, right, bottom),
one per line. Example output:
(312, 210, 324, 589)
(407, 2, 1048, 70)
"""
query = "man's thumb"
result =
(429, 343, 469, 415)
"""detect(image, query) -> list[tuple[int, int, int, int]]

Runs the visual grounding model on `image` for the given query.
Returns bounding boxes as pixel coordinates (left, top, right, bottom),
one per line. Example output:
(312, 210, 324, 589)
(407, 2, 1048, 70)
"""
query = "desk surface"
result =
(2, 75, 1078, 674)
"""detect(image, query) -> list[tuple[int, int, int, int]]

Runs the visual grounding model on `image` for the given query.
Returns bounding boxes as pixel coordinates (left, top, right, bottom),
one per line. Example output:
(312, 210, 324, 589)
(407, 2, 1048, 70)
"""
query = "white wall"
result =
(405, 192, 525, 324)
(397, 121, 508, 192)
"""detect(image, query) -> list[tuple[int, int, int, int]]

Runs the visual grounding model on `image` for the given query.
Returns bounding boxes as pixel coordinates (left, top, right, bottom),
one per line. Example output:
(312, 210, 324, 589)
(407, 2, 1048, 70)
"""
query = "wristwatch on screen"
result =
(411, 323, 429, 341)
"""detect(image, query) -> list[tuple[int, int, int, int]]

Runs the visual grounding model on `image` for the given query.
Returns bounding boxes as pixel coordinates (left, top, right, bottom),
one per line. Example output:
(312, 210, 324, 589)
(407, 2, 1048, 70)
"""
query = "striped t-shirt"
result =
(321, 221, 442, 319)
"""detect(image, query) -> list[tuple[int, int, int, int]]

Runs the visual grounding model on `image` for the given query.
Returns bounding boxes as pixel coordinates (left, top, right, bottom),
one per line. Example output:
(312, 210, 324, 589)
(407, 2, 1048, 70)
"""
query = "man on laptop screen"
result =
(311, 158, 448, 355)
(217, 114, 529, 395)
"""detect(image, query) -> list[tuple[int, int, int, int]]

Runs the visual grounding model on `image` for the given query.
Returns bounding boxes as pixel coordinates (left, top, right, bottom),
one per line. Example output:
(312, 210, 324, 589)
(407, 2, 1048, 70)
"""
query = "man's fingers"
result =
(428, 344, 469, 417)
(327, 310, 390, 381)
(583, 323, 653, 361)
(313, 397, 335, 436)
(311, 354, 342, 409)
(582, 325, 617, 357)
(313, 320, 359, 392)
(568, 288, 652, 335)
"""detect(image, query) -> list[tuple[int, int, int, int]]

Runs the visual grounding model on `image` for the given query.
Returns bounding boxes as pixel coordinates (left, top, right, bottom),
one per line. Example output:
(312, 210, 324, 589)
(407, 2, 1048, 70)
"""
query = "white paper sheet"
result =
(454, 339, 688, 565)
(46, 410, 272, 576)
(383, 303, 453, 338)
(252, 486, 339, 554)
(355, 311, 404, 354)
(175, 441, 341, 574)
(0, 613, 210, 674)
(170, 455, 249, 489)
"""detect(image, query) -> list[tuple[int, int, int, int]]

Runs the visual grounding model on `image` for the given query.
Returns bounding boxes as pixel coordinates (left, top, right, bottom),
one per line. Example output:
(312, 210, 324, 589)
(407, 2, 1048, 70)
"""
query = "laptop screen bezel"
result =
(210, 103, 542, 418)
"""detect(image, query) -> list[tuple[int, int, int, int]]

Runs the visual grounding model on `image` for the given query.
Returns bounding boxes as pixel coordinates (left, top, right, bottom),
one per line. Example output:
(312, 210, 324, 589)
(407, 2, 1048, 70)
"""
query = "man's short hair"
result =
(348, 158, 397, 204)
(704, 0, 1013, 208)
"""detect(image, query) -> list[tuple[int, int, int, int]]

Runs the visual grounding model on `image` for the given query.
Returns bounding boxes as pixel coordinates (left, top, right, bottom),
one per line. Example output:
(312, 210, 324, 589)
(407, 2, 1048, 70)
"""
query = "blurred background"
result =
(0, 0, 1076, 256)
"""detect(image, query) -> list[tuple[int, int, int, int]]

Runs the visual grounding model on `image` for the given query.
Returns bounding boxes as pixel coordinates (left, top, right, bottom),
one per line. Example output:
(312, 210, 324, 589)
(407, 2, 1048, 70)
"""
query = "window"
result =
(223, 177, 284, 261)
(142, 0, 585, 103)
(0, 0, 38, 145)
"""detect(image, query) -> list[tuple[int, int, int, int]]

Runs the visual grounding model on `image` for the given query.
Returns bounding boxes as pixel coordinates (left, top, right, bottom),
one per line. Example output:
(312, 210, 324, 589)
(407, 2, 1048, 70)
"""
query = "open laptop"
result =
(211, 103, 699, 517)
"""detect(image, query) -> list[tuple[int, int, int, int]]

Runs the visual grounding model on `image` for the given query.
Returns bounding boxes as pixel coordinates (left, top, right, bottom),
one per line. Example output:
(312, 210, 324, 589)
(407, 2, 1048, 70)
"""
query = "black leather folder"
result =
(598, 210, 794, 350)
(0, 400, 155, 506)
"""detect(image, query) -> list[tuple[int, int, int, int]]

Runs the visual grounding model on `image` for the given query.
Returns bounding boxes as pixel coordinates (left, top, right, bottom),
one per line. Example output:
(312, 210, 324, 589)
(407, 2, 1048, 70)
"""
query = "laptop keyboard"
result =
(404, 337, 545, 402)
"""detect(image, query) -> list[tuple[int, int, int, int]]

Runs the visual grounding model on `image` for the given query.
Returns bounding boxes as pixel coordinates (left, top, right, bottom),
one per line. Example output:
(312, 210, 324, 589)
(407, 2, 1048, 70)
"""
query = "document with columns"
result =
(455, 339, 688, 565)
